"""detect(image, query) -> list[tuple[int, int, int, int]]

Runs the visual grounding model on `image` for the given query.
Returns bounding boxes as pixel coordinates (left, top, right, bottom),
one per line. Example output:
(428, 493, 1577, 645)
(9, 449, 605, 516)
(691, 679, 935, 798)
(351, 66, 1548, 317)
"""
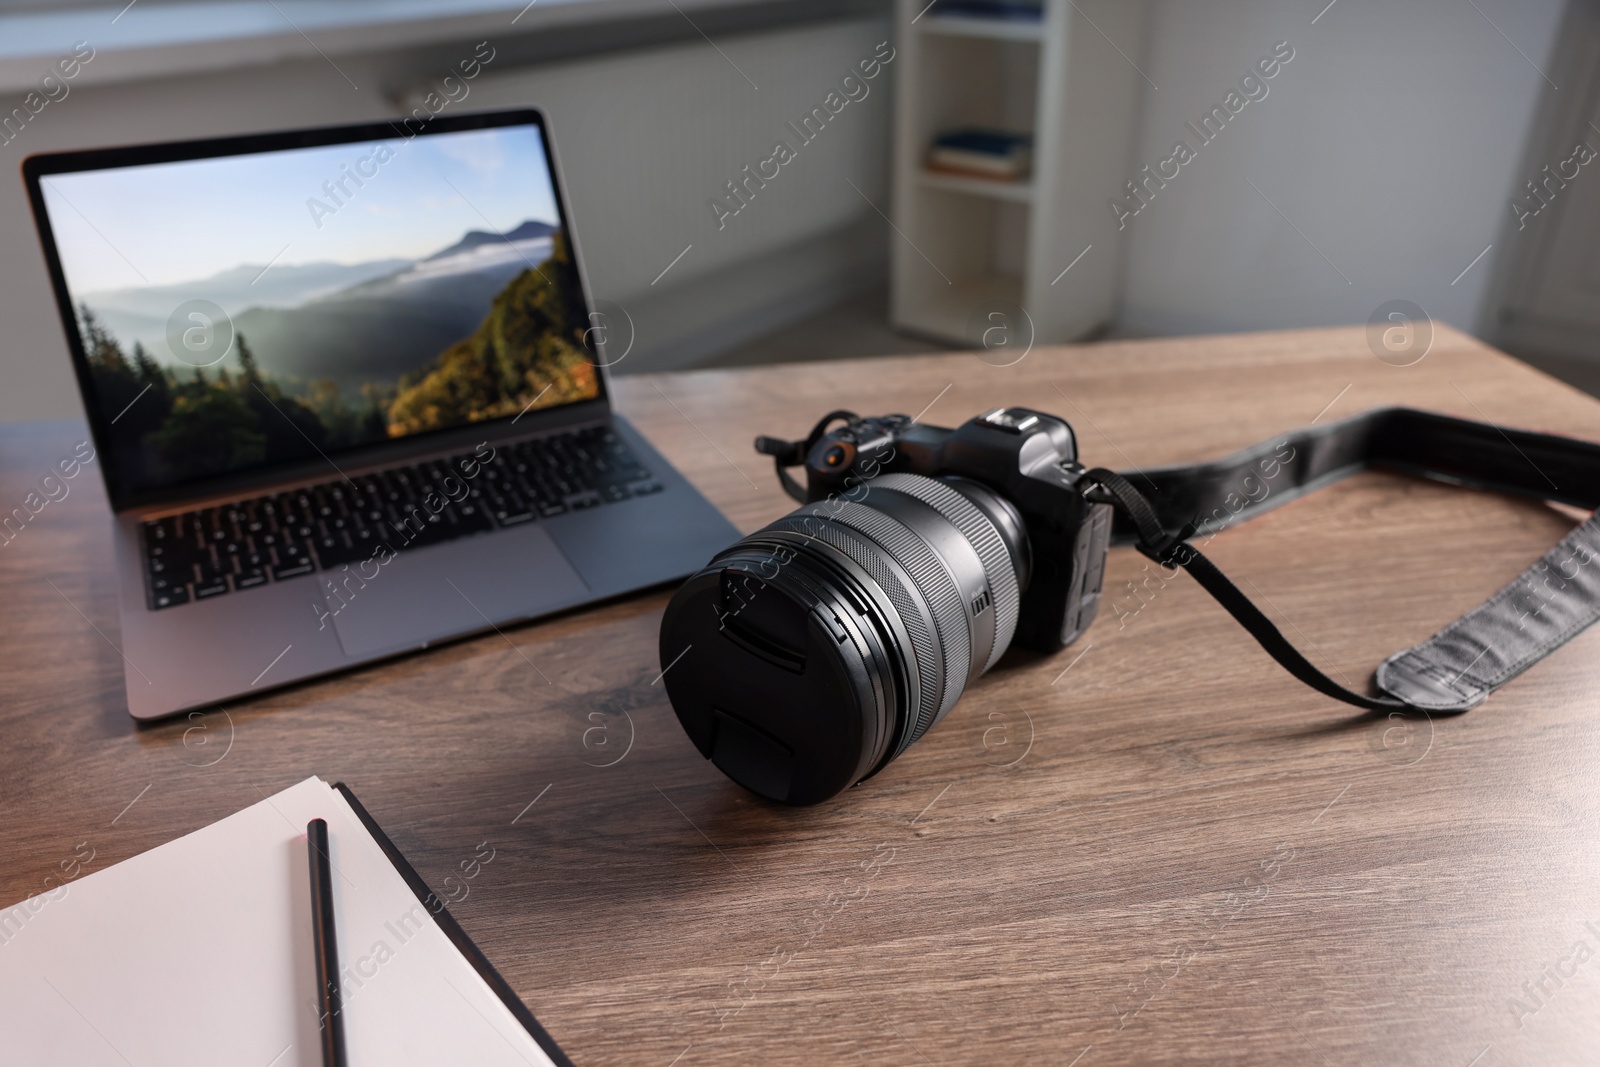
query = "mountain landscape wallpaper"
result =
(41, 125, 598, 491)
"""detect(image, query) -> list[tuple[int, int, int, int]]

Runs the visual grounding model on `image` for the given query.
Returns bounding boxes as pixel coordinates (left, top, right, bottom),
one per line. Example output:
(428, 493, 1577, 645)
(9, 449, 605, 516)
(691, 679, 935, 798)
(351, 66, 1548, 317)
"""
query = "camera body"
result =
(658, 406, 1111, 804)
(800, 407, 1111, 652)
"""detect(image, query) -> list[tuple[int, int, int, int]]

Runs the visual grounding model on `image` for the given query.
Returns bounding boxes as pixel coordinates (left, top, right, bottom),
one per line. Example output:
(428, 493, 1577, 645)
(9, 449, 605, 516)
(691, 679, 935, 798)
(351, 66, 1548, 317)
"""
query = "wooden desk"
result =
(4, 325, 1599, 1065)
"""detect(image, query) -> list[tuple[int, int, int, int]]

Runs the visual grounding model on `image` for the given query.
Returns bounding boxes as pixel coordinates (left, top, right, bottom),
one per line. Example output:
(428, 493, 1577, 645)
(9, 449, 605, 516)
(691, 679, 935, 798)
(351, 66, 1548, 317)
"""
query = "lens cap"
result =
(658, 546, 900, 805)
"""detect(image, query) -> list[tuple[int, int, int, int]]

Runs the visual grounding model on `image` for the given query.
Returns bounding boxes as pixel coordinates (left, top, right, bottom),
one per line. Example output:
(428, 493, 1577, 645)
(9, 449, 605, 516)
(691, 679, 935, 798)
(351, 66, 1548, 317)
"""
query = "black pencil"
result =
(307, 818, 349, 1067)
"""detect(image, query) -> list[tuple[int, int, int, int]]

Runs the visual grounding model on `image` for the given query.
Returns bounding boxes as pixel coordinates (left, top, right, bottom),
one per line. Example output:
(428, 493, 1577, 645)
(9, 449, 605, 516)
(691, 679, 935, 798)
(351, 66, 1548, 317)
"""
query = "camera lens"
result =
(658, 473, 1026, 804)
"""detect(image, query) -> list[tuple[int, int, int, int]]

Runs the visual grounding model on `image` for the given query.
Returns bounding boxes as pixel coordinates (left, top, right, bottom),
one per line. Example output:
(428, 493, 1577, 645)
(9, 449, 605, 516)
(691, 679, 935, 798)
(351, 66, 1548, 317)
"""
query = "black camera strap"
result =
(1084, 407, 1600, 713)
(757, 411, 860, 505)
(759, 406, 1600, 715)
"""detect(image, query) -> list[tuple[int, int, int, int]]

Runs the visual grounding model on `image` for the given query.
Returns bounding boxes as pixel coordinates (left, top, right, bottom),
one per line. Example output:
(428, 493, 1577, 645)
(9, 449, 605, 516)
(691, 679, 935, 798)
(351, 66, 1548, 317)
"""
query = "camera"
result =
(658, 408, 1111, 804)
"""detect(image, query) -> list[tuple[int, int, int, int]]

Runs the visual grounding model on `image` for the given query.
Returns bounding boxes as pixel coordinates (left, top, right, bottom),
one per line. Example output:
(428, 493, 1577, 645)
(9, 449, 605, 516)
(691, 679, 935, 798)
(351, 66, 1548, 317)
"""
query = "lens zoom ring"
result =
(766, 516, 944, 750)
(825, 499, 970, 740)
(870, 473, 1020, 673)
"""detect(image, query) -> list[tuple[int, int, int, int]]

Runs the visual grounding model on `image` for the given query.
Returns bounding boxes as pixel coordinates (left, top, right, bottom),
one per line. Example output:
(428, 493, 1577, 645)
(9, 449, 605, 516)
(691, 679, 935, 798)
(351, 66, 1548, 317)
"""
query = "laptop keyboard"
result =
(141, 424, 659, 610)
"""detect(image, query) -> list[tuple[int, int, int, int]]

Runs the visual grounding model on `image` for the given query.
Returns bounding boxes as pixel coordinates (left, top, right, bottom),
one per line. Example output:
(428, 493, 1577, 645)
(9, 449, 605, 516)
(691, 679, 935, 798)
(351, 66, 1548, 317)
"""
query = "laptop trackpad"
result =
(326, 525, 589, 659)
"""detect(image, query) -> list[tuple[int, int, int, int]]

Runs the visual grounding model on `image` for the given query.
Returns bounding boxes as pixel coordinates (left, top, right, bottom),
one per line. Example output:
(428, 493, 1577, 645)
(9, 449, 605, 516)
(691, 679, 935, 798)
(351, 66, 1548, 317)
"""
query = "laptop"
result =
(23, 109, 739, 721)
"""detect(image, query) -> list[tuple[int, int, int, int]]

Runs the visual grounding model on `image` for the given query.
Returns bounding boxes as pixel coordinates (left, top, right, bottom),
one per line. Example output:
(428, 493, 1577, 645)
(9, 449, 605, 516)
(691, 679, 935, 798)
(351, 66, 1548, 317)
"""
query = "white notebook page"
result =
(0, 776, 556, 1067)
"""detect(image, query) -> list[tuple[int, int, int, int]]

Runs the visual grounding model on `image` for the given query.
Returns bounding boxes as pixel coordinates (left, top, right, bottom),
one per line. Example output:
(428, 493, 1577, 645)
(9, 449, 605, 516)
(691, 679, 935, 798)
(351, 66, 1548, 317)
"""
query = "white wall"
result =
(1113, 0, 1565, 340)
(451, 18, 895, 368)
(0, 12, 892, 423)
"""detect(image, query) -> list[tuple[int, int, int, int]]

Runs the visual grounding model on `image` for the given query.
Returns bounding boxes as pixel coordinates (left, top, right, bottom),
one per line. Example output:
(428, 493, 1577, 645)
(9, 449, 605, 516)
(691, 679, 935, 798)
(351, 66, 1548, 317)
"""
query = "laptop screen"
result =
(33, 117, 599, 500)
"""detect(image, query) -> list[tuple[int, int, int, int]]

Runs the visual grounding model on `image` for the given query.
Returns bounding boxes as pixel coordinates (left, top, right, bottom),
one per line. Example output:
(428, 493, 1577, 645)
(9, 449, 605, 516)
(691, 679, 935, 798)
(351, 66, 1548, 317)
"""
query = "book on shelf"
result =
(929, 0, 1044, 21)
(926, 129, 1034, 181)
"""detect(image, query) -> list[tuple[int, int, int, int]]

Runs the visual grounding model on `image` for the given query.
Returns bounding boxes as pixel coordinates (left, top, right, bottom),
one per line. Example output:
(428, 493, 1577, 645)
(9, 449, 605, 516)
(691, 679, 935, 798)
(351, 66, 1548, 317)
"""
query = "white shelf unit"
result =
(917, 170, 1036, 203)
(890, 0, 1151, 347)
(918, 13, 1045, 42)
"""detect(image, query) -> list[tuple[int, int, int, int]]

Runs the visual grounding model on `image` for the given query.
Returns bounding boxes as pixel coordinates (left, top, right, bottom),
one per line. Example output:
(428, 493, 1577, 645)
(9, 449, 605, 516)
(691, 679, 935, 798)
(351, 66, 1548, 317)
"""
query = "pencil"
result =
(307, 818, 349, 1067)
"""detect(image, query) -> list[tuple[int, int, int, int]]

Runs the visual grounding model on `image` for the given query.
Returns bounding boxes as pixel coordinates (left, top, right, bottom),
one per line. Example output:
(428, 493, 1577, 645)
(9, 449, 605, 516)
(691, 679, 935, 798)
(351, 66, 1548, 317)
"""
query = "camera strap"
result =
(757, 410, 860, 505)
(1084, 407, 1600, 713)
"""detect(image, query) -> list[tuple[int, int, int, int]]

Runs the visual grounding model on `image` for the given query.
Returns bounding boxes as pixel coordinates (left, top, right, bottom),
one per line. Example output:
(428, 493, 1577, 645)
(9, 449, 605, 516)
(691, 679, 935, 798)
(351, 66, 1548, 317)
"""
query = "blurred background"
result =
(2, 0, 1597, 425)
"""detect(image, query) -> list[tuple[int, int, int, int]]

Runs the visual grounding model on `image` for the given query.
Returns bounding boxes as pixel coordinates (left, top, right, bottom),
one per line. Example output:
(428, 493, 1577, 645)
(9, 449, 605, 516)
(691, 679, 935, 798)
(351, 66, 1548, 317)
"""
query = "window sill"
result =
(0, 0, 794, 93)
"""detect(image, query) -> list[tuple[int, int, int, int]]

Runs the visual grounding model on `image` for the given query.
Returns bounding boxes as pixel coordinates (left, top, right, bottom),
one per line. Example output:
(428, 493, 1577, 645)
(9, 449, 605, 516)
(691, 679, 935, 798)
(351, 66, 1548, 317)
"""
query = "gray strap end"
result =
(1376, 650, 1487, 713)
(1376, 512, 1600, 714)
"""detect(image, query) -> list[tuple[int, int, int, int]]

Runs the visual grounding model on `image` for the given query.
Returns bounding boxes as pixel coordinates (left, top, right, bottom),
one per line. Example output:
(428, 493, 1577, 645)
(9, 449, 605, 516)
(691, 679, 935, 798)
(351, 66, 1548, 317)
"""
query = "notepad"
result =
(0, 777, 564, 1066)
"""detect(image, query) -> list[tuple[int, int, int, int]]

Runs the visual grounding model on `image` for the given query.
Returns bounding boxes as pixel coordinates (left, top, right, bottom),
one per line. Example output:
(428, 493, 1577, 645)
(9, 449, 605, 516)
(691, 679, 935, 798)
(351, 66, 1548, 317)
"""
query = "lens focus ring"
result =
(870, 473, 1021, 673)
(767, 506, 950, 755)
(827, 498, 971, 732)
(769, 472, 1022, 754)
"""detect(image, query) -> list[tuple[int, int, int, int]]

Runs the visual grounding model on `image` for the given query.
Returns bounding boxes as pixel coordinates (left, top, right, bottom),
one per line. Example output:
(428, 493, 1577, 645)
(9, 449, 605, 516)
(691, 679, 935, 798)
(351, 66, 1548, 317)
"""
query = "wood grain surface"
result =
(3, 324, 1599, 1066)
